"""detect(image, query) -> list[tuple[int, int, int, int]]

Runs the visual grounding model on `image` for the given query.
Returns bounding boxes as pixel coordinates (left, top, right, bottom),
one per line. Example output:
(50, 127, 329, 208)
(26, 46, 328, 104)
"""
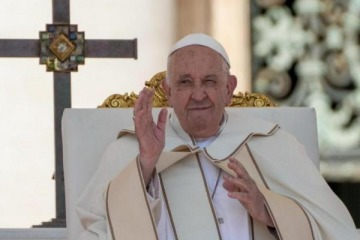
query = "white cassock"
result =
(153, 135, 251, 240)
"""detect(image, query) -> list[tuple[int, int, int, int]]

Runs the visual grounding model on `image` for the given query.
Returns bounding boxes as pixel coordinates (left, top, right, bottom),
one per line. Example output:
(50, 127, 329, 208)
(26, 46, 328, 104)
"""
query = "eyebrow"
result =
(203, 74, 218, 79)
(177, 74, 219, 80)
(178, 74, 192, 80)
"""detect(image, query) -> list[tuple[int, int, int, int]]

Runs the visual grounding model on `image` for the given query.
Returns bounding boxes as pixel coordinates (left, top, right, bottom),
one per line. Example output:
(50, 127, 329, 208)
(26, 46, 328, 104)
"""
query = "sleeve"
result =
(147, 172, 162, 223)
(250, 130, 359, 240)
(76, 138, 173, 240)
(76, 139, 137, 239)
(76, 185, 110, 240)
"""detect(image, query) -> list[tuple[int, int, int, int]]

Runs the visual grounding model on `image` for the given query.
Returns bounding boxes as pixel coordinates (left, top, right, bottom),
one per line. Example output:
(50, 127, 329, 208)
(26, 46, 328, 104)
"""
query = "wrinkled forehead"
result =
(166, 46, 228, 83)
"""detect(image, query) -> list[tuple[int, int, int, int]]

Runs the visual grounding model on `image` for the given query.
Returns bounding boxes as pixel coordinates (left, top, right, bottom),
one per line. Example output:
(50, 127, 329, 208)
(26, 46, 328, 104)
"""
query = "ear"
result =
(226, 75, 237, 105)
(162, 78, 172, 106)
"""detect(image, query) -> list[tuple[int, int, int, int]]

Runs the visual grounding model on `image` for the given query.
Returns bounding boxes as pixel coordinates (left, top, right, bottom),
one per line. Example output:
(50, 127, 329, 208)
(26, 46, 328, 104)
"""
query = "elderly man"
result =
(77, 33, 359, 240)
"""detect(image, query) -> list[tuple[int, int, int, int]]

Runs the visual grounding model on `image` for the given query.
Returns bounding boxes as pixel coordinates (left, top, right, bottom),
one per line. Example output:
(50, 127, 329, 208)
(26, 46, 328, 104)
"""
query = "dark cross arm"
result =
(0, 39, 138, 59)
(0, 40, 39, 57)
(86, 39, 137, 59)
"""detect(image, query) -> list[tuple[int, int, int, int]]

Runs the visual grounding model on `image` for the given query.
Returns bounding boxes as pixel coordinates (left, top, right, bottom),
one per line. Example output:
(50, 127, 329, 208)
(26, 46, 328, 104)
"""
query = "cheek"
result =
(222, 87, 232, 104)
(170, 91, 190, 108)
(207, 89, 227, 105)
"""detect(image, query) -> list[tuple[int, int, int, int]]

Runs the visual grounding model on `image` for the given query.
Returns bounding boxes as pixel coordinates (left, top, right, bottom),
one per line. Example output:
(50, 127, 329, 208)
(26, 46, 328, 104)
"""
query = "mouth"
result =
(187, 106, 212, 111)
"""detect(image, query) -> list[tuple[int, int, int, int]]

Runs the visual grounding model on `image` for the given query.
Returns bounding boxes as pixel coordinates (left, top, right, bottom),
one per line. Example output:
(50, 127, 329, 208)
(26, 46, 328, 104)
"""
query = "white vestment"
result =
(151, 136, 251, 240)
(76, 109, 359, 240)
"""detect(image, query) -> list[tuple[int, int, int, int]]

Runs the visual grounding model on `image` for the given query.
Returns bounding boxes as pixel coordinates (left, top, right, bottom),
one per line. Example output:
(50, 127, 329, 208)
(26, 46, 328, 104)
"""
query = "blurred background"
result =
(0, 0, 359, 229)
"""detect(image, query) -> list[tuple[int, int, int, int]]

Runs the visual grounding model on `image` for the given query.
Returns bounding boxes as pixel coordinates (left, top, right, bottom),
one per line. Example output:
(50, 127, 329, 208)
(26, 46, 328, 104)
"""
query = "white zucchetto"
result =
(169, 33, 231, 67)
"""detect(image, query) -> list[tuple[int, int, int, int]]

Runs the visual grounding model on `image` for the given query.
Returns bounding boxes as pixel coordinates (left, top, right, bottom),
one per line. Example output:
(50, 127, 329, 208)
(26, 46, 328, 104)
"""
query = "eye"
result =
(178, 79, 192, 87)
(204, 79, 216, 87)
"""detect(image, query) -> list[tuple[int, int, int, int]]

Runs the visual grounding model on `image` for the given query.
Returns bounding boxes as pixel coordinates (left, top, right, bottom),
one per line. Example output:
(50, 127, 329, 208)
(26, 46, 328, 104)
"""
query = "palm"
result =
(133, 88, 167, 183)
(136, 111, 166, 160)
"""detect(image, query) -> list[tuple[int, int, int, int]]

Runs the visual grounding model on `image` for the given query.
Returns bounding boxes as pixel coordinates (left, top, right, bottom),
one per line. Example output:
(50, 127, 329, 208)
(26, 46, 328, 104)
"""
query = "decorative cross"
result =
(0, 0, 137, 227)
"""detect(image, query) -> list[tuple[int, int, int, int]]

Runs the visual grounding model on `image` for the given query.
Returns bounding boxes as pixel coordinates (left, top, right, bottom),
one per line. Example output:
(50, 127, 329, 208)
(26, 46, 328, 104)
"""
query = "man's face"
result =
(164, 45, 237, 138)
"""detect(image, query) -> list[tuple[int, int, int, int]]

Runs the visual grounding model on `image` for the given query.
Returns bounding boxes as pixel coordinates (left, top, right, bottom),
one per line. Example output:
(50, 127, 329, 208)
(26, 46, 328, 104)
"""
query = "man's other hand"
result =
(223, 157, 274, 227)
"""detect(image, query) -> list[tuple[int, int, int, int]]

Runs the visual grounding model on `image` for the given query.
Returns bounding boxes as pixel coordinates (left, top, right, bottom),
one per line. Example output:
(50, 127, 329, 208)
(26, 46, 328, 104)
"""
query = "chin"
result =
(188, 123, 218, 138)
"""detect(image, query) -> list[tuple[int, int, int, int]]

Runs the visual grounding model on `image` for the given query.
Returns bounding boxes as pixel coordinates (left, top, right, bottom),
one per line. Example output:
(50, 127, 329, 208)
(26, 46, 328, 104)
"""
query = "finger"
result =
(228, 191, 248, 200)
(227, 192, 256, 208)
(228, 157, 250, 180)
(222, 179, 238, 192)
(144, 88, 154, 112)
(134, 87, 147, 114)
(135, 88, 155, 122)
(134, 89, 154, 133)
(223, 174, 249, 193)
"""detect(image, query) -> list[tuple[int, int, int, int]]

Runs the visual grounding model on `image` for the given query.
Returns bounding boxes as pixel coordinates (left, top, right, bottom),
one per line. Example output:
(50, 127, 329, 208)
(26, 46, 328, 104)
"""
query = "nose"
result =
(191, 85, 207, 101)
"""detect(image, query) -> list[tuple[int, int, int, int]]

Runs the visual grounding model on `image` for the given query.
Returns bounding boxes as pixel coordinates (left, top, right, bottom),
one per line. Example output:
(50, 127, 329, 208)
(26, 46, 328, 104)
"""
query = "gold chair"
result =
(98, 71, 276, 108)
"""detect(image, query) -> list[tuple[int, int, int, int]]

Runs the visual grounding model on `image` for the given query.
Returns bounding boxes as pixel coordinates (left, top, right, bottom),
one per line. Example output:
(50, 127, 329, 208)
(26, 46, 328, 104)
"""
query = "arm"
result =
(76, 139, 169, 240)
(77, 88, 169, 239)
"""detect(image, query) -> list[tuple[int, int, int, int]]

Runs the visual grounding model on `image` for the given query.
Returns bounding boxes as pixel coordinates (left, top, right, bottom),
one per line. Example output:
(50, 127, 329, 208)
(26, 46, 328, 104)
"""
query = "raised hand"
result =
(133, 87, 168, 185)
(223, 157, 274, 227)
